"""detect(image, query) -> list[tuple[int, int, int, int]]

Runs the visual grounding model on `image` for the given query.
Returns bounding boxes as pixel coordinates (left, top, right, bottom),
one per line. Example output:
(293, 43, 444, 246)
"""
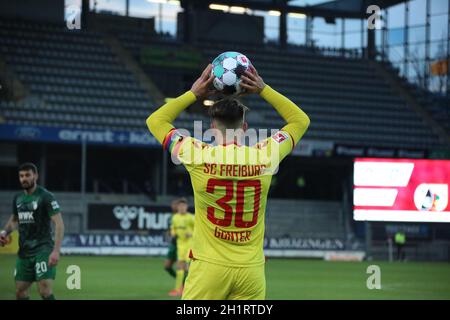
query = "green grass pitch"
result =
(0, 255, 449, 300)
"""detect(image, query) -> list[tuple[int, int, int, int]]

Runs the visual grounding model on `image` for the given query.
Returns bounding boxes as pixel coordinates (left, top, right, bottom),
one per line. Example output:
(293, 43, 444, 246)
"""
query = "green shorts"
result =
(15, 251, 56, 282)
(166, 242, 177, 261)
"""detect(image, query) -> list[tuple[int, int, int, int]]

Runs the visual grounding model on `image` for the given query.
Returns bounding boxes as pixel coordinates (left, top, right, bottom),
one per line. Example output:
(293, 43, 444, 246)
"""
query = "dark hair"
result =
(177, 197, 188, 204)
(18, 162, 38, 174)
(208, 98, 248, 128)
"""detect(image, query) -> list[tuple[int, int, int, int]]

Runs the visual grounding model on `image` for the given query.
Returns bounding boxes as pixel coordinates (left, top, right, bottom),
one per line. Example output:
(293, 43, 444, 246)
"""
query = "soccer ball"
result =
(211, 51, 251, 95)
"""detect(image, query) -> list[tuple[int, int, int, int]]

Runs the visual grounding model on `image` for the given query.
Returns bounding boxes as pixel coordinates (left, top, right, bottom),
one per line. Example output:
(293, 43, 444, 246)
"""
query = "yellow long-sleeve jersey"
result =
(147, 85, 310, 267)
(171, 212, 195, 242)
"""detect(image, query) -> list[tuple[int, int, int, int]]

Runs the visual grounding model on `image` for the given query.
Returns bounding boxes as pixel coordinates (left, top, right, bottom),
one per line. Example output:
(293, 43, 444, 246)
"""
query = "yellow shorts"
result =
(182, 259, 266, 300)
(176, 239, 192, 262)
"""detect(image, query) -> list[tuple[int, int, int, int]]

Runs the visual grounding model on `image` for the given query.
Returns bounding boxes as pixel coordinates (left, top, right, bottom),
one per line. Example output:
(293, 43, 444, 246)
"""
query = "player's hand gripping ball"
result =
(211, 51, 251, 95)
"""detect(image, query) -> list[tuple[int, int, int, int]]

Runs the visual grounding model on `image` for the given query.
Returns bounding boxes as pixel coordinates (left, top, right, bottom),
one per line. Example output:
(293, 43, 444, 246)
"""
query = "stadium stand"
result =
(265, 200, 345, 239)
(112, 21, 447, 150)
(415, 86, 450, 133)
(0, 19, 154, 131)
(0, 17, 447, 151)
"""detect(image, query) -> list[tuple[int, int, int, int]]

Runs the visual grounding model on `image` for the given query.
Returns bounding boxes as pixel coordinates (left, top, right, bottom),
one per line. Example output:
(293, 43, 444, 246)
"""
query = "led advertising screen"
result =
(353, 158, 450, 223)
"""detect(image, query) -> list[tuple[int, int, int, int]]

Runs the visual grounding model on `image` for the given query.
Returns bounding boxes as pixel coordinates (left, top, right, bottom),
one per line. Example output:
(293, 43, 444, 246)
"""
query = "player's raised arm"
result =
(146, 64, 216, 144)
(0, 214, 18, 246)
(241, 66, 310, 145)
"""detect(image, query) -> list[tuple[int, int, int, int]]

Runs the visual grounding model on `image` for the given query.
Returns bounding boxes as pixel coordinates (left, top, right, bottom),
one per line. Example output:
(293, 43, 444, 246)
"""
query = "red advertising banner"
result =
(353, 158, 450, 222)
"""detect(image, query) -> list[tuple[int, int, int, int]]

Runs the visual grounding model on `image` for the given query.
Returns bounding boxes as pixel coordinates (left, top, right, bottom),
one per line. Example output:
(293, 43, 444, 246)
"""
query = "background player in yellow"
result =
(163, 199, 180, 281)
(146, 64, 310, 300)
(169, 198, 194, 297)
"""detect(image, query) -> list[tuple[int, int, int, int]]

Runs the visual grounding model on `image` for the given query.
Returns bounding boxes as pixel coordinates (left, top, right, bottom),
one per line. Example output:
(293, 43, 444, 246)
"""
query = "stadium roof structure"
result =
(308, 0, 405, 14)
(184, 0, 407, 18)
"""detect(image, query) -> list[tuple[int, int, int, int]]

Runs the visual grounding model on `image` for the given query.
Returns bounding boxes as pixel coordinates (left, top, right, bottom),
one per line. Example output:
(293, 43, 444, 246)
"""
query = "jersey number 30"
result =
(206, 179, 261, 228)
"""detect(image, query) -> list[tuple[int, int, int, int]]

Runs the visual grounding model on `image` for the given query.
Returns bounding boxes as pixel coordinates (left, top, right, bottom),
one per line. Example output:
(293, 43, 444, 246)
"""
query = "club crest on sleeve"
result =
(51, 201, 60, 210)
(272, 132, 289, 144)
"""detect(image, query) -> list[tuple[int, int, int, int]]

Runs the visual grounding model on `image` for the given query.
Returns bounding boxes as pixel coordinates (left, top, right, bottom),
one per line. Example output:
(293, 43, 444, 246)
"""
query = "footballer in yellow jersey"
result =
(163, 199, 180, 280)
(146, 64, 310, 300)
(169, 198, 194, 296)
